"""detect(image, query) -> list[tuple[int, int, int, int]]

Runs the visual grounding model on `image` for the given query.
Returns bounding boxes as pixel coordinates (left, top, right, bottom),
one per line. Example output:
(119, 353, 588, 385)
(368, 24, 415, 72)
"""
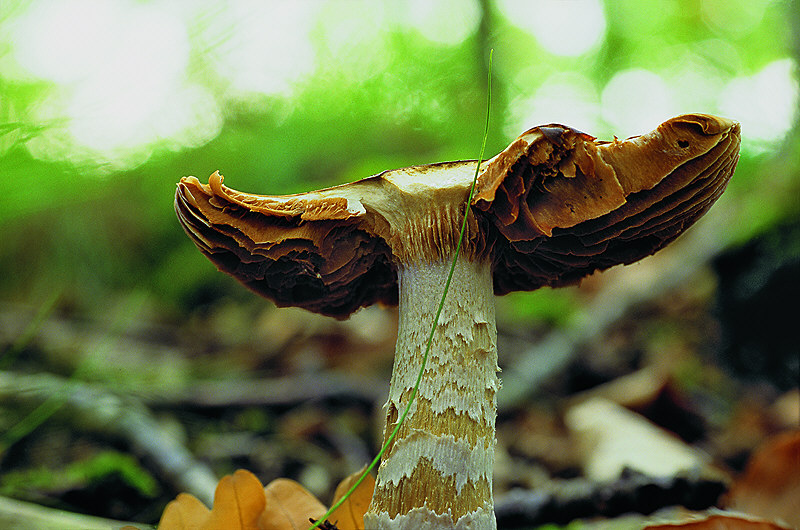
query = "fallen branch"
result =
(0, 305, 387, 409)
(494, 468, 727, 528)
(0, 494, 148, 530)
(137, 371, 386, 408)
(0, 370, 218, 506)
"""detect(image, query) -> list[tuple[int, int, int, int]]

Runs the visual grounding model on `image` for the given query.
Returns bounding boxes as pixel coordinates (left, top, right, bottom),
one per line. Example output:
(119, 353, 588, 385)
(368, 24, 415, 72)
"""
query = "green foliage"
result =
(0, 450, 159, 499)
(0, 0, 797, 322)
(535, 522, 585, 530)
(498, 288, 580, 329)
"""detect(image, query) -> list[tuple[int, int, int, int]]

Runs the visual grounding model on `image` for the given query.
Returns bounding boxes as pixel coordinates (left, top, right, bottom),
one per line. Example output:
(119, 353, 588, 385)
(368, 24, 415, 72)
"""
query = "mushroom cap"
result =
(175, 114, 740, 318)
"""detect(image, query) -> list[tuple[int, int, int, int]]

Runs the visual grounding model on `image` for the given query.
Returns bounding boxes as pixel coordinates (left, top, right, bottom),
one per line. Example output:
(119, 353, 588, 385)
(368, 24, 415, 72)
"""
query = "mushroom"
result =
(175, 113, 740, 529)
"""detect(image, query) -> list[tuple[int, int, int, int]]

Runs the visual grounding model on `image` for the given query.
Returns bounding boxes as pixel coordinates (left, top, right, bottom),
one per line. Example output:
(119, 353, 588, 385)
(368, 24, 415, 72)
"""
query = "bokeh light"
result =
(720, 59, 799, 146)
(203, 1, 317, 96)
(506, 72, 601, 137)
(1, 0, 797, 170)
(601, 69, 676, 138)
(11, 0, 220, 169)
(313, 1, 390, 82)
(398, 0, 481, 45)
(496, 0, 607, 57)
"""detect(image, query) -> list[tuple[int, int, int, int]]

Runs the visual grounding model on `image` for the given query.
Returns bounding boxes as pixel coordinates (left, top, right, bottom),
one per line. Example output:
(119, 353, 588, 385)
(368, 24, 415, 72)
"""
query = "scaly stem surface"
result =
(364, 255, 499, 529)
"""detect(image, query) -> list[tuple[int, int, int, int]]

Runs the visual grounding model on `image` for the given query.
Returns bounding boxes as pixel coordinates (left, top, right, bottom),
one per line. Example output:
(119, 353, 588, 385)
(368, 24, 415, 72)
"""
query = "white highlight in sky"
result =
(314, 0, 391, 81)
(506, 72, 601, 137)
(12, 0, 122, 84)
(11, 0, 221, 168)
(720, 58, 799, 144)
(601, 69, 676, 138)
(205, 1, 318, 96)
(400, 0, 481, 45)
(497, 0, 607, 57)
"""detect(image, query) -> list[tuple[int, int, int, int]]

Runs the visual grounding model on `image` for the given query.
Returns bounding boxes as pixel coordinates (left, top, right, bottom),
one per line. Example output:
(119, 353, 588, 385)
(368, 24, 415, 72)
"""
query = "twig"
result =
(494, 468, 727, 527)
(138, 371, 386, 408)
(0, 370, 217, 506)
(0, 494, 150, 530)
(0, 306, 386, 408)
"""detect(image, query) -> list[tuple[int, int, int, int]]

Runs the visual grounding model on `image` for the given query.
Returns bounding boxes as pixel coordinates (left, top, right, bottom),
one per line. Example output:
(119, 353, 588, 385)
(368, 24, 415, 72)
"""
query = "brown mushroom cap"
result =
(175, 114, 740, 318)
(479, 113, 741, 294)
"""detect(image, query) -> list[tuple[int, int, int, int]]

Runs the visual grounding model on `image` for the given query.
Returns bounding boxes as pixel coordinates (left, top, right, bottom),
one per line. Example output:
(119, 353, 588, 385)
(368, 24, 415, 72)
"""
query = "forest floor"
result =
(0, 219, 797, 529)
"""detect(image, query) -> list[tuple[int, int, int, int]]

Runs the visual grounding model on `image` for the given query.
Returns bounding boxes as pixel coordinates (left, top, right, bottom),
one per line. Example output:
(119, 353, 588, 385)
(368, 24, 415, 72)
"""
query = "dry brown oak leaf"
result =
(152, 468, 375, 530)
(724, 430, 800, 528)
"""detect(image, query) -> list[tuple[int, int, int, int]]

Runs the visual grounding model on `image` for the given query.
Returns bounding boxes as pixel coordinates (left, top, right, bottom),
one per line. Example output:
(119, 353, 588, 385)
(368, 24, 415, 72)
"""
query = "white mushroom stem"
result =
(364, 255, 499, 530)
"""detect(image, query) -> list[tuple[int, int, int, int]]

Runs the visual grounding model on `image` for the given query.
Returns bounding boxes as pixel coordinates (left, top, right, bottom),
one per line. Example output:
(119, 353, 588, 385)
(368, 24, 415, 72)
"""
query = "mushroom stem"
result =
(364, 255, 499, 529)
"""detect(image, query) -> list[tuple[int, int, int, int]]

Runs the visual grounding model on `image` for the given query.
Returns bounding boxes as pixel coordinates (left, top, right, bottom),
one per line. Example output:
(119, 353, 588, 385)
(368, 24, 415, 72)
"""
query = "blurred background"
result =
(0, 0, 798, 527)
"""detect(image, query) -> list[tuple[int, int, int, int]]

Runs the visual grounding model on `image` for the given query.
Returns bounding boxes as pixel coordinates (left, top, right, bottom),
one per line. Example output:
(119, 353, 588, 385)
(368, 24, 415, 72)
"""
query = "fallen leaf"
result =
(158, 493, 212, 529)
(327, 467, 375, 530)
(770, 390, 800, 429)
(724, 430, 800, 528)
(158, 470, 266, 530)
(565, 397, 708, 481)
(259, 478, 326, 530)
(157, 468, 375, 530)
(644, 513, 792, 529)
(206, 469, 266, 529)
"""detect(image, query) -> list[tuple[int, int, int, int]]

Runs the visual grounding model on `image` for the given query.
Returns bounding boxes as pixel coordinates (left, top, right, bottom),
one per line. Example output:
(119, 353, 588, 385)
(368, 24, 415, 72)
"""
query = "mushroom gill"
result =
(175, 173, 396, 318)
(475, 114, 741, 294)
